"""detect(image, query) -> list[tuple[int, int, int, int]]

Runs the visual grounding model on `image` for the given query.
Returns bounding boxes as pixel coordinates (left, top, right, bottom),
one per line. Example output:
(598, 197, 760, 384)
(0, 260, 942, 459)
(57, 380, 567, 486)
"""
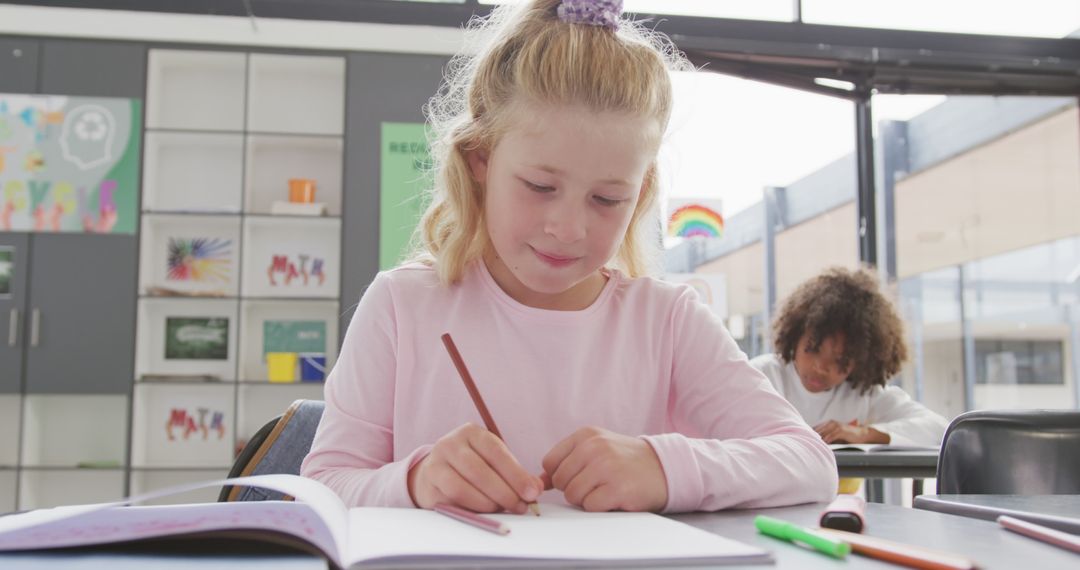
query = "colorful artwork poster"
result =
(379, 122, 432, 270)
(164, 317, 229, 360)
(166, 237, 232, 283)
(0, 246, 12, 297)
(0, 93, 141, 234)
(263, 320, 326, 356)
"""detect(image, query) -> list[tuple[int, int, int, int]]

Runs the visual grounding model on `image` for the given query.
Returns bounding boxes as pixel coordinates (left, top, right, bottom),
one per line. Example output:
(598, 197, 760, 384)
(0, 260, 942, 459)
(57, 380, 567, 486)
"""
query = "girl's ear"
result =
(465, 148, 489, 183)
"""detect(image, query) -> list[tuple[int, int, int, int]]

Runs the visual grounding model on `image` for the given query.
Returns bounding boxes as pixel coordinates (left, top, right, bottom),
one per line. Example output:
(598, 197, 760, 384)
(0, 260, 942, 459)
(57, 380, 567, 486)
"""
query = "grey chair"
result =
(219, 399, 326, 502)
(936, 409, 1080, 494)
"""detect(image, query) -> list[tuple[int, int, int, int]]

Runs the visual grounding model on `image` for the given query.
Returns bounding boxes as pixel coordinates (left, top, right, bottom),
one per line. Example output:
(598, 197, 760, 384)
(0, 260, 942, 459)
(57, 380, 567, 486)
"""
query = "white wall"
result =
(0, 4, 465, 55)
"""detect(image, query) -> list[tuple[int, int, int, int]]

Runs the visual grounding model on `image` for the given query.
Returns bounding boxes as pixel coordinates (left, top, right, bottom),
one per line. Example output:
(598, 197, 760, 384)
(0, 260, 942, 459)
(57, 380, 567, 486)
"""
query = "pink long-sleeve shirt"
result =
(300, 261, 837, 512)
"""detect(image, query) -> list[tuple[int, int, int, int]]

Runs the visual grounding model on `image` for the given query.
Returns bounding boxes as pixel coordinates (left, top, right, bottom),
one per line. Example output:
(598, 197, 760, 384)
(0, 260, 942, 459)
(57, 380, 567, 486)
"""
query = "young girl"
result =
(301, 0, 837, 515)
(751, 267, 949, 447)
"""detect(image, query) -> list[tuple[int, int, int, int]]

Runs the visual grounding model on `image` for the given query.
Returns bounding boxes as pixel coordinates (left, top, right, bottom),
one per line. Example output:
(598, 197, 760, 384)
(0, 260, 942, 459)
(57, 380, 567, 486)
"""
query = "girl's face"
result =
(468, 103, 659, 310)
(793, 333, 854, 393)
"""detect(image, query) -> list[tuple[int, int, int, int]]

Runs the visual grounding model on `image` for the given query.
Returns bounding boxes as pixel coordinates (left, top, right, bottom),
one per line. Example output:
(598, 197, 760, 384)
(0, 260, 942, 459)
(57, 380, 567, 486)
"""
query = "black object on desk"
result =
(914, 494, 1080, 535)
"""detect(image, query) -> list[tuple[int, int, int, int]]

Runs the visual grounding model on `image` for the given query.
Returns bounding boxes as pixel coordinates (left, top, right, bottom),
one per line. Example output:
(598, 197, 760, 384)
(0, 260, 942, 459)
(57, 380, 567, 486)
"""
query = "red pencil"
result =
(435, 503, 511, 536)
(441, 332, 541, 516)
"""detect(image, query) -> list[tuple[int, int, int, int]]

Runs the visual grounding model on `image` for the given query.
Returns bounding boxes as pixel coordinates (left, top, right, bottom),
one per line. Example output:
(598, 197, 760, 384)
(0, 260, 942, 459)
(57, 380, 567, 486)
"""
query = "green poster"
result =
(263, 320, 326, 355)
(380, 122, 432, 270)
(164, 317, 229, 360)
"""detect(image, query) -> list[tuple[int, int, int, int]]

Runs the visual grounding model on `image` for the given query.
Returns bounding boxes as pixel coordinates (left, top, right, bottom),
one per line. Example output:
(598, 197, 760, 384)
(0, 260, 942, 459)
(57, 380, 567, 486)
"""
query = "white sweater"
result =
(750, 354, 949, 447)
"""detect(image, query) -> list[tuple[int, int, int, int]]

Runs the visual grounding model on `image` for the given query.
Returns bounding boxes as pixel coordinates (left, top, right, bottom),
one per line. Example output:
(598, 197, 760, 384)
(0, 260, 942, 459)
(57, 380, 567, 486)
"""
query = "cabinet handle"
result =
(30, 308, 40, 348)
(7, 308, 16, 347)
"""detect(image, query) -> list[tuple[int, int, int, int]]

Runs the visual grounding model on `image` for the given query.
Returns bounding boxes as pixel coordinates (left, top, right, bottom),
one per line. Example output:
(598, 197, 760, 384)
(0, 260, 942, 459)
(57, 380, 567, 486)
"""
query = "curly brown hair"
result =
(772, 267, 908, 394)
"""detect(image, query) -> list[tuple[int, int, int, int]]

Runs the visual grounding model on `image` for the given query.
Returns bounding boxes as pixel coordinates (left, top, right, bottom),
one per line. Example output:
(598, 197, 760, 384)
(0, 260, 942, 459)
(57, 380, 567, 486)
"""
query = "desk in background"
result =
(834, 449, 938, 503)
(3, 501, 1076, 569)
(915, 494, 1080, 534)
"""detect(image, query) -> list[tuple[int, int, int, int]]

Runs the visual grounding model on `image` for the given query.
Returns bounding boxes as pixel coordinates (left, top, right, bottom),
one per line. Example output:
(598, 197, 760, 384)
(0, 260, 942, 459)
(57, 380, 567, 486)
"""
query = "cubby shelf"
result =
(129, 47, 346, 496)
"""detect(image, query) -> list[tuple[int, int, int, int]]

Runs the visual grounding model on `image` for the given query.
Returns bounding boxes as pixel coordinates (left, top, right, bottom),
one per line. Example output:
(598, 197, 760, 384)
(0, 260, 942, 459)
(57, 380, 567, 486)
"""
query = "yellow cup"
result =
(266, 352, 298, 383)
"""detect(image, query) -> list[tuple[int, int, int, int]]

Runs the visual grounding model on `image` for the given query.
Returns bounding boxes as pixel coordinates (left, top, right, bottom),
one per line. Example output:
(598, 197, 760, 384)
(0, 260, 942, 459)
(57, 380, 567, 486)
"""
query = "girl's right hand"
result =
(407, 423, 543, 514)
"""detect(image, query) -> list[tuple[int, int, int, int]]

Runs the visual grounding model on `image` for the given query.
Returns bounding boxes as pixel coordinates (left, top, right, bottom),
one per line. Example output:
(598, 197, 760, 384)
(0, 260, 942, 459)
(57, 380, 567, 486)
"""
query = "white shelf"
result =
(147, 49, 247, 130)
(247, 53, 345, 135)
(19, 470, 125, 510)
(237, 385, 324, 446)
(0, 471, 14, 513)
(130, 468, 228, 506)
(244, 134, 343, 215)
(0, 396, 20, 467)
(238, 299, 339, 382)
(136, 298, 240, 381)
(20, 395, 127, 468)
(241, 217, 341, 298)
(131, 383, 236, 469)
(139, 214, 242, 297)
(143, 131, 244, 213)
(147, 49, 246, 131)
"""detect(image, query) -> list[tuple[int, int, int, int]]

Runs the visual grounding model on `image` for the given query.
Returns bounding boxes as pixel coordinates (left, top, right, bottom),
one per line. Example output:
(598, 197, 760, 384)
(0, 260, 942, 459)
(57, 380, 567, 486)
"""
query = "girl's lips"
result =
(532, 247, 578, 267)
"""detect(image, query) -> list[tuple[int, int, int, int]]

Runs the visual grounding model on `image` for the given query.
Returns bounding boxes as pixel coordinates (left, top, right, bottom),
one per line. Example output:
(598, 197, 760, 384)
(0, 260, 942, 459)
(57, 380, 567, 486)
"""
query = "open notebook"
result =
(0, 474, 772, 568)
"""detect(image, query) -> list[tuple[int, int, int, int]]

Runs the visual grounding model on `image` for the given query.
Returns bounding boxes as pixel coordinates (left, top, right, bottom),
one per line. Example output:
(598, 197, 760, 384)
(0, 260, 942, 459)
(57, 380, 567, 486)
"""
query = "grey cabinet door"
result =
(24, 233, 136, 394)
(0, 232, 29, 393)
(0, 39, 38, 93)
(40, 40, 145, 98)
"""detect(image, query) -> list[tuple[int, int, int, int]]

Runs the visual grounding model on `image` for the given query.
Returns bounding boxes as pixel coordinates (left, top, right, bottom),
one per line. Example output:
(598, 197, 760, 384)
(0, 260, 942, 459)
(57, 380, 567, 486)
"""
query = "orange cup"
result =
(288, 178, 317, 203)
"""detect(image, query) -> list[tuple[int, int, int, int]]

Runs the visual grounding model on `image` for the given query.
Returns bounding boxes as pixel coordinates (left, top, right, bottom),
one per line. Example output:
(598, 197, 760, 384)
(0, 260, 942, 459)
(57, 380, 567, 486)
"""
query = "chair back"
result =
(219, 398, 325, 501)
(937, 409, 1080, 494)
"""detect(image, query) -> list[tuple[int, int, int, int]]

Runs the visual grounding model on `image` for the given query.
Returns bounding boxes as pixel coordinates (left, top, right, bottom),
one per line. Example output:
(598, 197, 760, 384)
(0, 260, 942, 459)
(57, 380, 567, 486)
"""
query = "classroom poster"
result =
(379, 122, 432, 270)
(262, 320, 326, 355)
(164, 317, 230, 360)
(0, 94, 141, 234)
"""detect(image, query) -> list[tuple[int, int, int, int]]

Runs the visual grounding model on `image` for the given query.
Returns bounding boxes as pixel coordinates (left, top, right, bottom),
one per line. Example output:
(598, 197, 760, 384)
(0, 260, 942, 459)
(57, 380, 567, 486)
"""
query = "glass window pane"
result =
(887, 92, 1080, 413)
(804, 0, 1080, 38)
(663, 72, 855, 358)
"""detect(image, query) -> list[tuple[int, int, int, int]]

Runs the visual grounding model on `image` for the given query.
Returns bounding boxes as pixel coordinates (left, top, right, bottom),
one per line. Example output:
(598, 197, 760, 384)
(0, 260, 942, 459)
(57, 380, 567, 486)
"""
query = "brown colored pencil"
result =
(441, 333, 540, 516)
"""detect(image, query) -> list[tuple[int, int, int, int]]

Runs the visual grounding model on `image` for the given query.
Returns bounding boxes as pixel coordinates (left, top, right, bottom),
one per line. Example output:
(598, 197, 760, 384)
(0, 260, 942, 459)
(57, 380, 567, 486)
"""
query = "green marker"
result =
(755, 515, 851, 559)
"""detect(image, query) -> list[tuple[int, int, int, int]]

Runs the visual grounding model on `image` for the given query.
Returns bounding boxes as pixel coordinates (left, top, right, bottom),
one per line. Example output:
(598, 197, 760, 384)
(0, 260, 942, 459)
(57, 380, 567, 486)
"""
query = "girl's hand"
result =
(814, 420, 890, 444)
(541, 426, 668, 512)
(407, 423, 543, 514)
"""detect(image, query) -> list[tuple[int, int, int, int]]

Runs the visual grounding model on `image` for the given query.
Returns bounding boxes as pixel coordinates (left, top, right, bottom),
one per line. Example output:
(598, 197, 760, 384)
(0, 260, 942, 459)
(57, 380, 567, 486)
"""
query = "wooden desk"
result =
(3, 502, 1076, 569)
(914, 494, 1080, 534)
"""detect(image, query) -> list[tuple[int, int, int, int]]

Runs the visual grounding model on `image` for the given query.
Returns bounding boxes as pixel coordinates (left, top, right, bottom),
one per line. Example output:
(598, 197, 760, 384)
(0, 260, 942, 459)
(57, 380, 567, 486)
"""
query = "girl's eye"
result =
(593, 195, 625, 207)
(524, 181, 554, 193)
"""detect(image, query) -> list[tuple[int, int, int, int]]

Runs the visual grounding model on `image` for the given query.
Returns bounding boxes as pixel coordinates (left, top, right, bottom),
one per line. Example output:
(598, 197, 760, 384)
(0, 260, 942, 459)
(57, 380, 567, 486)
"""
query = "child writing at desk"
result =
(751, 267, 949, 448)
(301, 0, 837, 515)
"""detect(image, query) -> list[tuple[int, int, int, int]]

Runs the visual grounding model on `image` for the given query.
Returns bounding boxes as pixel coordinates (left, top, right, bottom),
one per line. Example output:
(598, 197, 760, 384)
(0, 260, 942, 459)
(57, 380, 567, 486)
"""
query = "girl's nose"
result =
(545, 199, 587, 243)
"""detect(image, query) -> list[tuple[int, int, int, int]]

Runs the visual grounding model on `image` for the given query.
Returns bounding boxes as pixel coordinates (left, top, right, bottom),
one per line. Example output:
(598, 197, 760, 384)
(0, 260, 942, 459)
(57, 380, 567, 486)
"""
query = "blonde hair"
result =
(410, 0, 690, 284)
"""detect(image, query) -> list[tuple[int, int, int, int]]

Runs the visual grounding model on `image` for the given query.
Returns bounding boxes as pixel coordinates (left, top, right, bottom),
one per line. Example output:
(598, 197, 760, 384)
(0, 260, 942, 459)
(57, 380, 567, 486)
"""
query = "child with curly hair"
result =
(751, 267, 948, 447)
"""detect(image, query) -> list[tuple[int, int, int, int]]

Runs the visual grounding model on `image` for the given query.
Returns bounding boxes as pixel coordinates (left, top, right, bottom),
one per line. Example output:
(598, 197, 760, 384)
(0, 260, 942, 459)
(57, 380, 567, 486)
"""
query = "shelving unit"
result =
(131, 47, 345, 498)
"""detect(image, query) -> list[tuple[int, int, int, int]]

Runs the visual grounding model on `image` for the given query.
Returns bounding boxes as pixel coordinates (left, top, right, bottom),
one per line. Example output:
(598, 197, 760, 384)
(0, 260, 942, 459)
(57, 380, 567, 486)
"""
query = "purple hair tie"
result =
(557, 0, 623, 31)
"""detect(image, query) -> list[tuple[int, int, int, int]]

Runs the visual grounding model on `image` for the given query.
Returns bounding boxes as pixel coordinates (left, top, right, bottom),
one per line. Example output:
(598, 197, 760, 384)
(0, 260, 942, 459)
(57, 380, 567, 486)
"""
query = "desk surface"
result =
(3, 500, 1077, 569)
(833, 449, 938, 478)
(914, 494, 1080, 534)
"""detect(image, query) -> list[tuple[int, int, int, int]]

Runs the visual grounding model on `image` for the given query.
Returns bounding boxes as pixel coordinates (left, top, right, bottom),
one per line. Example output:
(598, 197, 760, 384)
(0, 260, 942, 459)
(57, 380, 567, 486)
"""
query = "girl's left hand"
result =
(541, 426, 668, 512)
(814, 420, 890, 444)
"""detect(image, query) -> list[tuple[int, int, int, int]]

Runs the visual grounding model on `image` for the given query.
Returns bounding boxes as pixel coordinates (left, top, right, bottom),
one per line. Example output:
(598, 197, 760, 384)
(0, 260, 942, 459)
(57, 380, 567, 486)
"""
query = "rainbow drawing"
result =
(667, 202, 724, 239)
(166, 237, 232, 282)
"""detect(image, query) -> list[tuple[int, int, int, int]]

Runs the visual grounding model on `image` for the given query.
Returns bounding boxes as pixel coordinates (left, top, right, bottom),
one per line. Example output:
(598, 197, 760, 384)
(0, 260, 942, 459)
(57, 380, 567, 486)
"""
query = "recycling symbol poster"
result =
(0, 94, 141, 234)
